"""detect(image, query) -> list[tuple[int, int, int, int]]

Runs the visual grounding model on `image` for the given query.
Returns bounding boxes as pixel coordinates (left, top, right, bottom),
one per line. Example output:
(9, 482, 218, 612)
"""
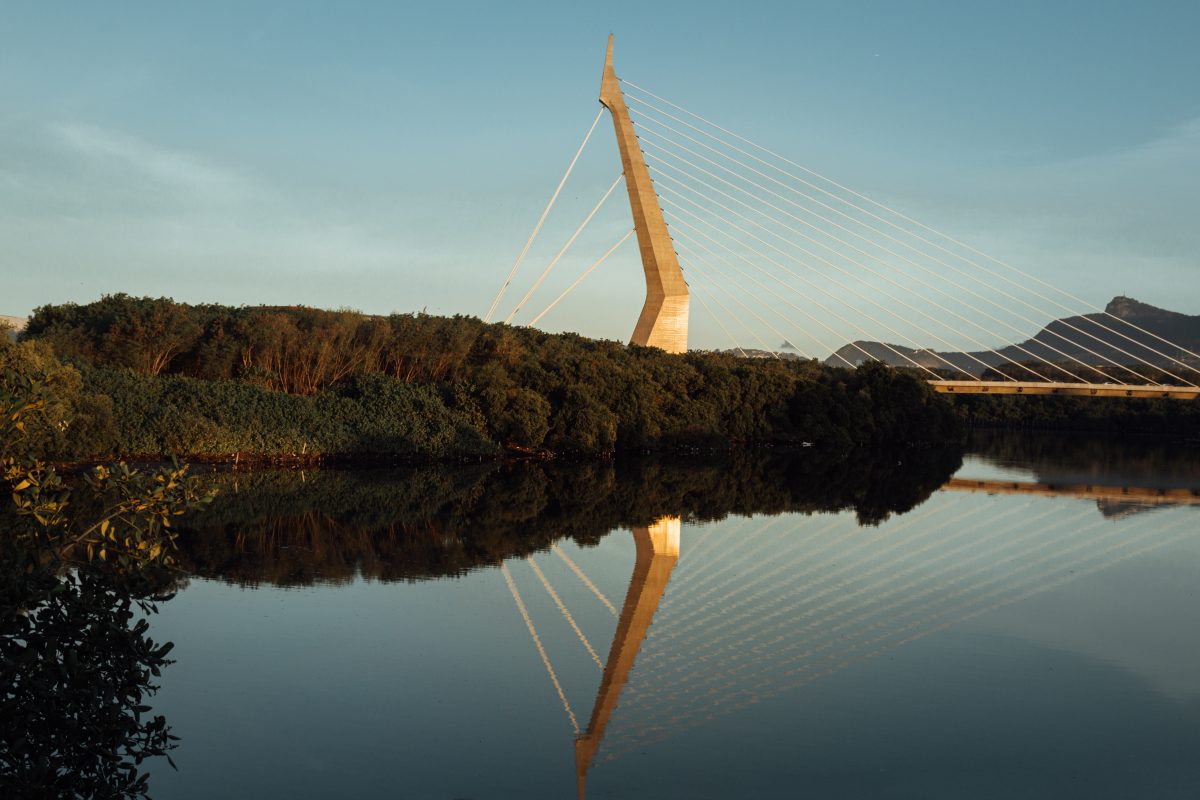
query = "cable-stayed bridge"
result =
(497, 481, 1198, 798)
(487, 37, 1200, 401)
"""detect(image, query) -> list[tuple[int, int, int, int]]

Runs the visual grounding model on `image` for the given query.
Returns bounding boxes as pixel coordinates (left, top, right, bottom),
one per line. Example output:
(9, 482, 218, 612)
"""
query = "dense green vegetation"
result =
(16, 295, 964, 460)
(2, 366, 210, 798)
(953, 392, 1200, 436)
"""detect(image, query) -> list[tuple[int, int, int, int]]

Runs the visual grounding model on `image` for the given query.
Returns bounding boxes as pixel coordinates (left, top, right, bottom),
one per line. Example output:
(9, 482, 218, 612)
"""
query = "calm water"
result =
(142, 436, 1198, 799)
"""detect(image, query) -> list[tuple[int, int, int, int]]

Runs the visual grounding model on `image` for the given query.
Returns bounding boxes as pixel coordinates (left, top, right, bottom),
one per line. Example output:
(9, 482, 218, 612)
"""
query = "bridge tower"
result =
(599, 36, 690, 353)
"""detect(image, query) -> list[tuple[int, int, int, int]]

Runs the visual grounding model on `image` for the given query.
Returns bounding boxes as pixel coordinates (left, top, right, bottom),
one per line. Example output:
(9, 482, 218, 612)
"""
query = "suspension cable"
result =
(689, 276, 749, 357)
(552, 543, 617, 616)
(636, 126, 1121, 385)
(665, 206, 937, 375)
(620, 81, 1200, 381)
(673, 232, 856, 366)
(528, 229, 634, 327)
(486, 109, 604, 322)
(660, 186, 974, 379)
(627, 106, 1167, 383)
(650, 154, 1034, 382)
(526, 556, 603, 669)
(505, 173, 624, 324)
(670, 219, 873, 369)
(500, 562, 579, 733)
(678, 249, 784, 357)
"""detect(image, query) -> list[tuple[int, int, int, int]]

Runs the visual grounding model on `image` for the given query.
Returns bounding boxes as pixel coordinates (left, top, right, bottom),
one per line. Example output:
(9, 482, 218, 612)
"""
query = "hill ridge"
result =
(823, 297, 1200, 374)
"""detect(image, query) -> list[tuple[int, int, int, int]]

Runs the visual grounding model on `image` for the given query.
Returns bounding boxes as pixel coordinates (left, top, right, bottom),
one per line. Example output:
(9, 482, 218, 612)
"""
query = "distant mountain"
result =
(718, 347, 803, 360)
(1, 315, 26, 343)
(824, 297, 1200, 375)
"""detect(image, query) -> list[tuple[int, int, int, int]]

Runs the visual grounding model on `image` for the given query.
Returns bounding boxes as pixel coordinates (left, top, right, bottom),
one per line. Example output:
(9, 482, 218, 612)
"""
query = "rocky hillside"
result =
(825, 297, 1200, 375)
(1, 315, 26, 343)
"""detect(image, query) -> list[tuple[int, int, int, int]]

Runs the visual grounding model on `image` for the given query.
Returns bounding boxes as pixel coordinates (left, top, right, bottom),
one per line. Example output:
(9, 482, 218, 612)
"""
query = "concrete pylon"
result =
(599, 36, 689, 353)
(575, 517, 680, 798)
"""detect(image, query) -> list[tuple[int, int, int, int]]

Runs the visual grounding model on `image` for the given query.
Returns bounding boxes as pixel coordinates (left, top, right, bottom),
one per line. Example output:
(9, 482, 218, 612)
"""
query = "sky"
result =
(3, 1, 1198, 352)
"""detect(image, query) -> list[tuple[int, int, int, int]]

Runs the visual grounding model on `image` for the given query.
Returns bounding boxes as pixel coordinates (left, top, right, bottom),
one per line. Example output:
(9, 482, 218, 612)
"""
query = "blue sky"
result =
(3, 1, 1197, 352)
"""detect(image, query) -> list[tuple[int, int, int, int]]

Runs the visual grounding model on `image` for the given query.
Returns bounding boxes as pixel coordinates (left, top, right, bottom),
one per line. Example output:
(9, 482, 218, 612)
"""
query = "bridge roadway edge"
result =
(929, 380, 1200, 400)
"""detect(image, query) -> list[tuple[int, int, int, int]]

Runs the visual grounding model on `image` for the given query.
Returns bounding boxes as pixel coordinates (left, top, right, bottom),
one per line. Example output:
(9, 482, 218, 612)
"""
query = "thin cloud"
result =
(0, 118, 443, 314)
(51, 121, 251, 200)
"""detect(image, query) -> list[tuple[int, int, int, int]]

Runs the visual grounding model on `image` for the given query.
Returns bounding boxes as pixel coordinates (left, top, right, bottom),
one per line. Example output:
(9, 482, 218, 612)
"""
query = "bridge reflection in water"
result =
(496, 479, 1199, 798)
(575, 518, 679, 798)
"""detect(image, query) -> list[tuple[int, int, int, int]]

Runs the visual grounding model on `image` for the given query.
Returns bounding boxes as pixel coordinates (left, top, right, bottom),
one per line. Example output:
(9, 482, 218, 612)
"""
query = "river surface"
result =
(142, 434, 1199, 799)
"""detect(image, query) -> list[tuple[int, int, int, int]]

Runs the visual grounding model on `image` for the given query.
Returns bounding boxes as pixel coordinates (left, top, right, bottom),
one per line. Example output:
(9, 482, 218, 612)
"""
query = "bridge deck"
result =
(929, 380, 1200, 400)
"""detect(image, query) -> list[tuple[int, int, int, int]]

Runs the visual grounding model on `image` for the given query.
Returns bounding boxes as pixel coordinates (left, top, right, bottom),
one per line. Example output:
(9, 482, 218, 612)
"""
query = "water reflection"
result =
(559, 502, 1197, 794)
(490, 496, 1198, 795)
(963, 431, 1200, 519)
(967, 429, 1200, 489)
(575, 518, 680, 798)
(145, 436, 1200, 798)
(0, 568, 180, 798)
(174, 447, 962, 586)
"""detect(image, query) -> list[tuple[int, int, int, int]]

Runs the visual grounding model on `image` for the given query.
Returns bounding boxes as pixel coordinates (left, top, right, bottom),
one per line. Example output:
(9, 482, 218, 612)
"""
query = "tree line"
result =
(955, 392, 1200, 436)
(14, 295, 964, 459)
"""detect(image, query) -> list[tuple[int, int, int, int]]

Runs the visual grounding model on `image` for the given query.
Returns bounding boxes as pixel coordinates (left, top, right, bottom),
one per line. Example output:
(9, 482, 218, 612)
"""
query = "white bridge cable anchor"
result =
(528, 229, 635, 327)
(505, 173, 626, 324)
(486, 108, 605, 323)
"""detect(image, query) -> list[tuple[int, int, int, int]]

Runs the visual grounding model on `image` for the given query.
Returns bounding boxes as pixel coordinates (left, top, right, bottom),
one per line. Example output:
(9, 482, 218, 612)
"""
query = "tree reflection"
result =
(2, 357, 211, 798)
(173, 447, 964, 586)
(968, 429, 1200, 487)
(0, 565, 181, 798)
